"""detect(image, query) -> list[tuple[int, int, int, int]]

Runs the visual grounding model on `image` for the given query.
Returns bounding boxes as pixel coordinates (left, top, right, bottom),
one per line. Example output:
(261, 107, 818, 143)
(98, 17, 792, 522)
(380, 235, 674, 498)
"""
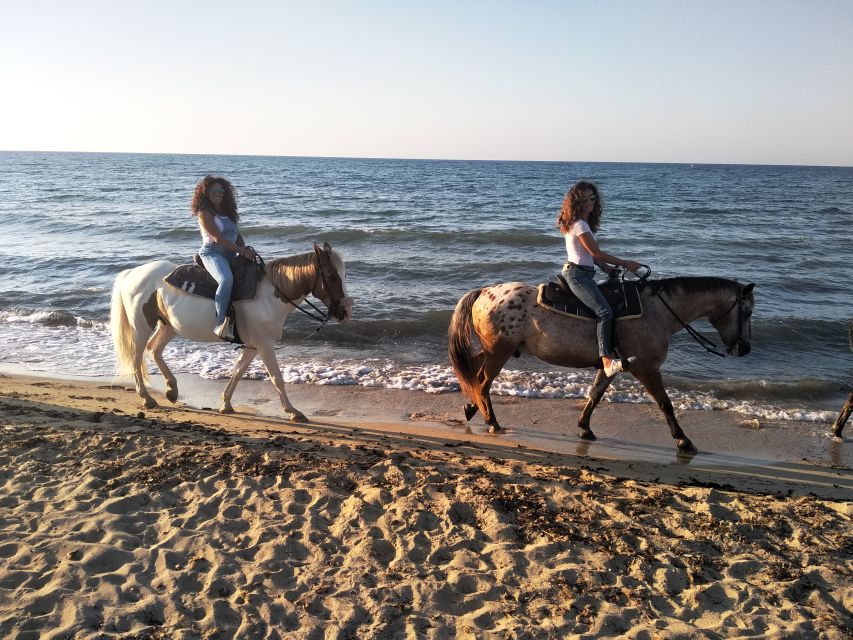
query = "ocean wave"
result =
(280, 313, 455, 345)
(153, 227, 199, 240)
(310, 208, 405, 217)
(0, 308, 105, 329)
(679, 206, 740, 216)
(155, 223, 326, 240)
(671, 377, 846, 403)
(753, 318, 852, 346)
(30, 194, 79, 203)
(233, 225, 555, 248)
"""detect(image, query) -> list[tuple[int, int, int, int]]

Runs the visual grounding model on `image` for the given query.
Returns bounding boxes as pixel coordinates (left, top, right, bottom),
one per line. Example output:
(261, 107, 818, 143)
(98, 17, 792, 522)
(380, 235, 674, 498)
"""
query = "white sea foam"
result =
(0, 323, 839, 424)
(0, 309, 106, 329)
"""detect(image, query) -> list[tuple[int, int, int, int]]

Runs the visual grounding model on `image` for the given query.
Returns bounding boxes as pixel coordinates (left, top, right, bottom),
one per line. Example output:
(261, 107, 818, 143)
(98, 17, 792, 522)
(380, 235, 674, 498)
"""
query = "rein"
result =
(656, 289, 746, 358)
(284, 296, 331, 328)
(267, 253, 331, 330)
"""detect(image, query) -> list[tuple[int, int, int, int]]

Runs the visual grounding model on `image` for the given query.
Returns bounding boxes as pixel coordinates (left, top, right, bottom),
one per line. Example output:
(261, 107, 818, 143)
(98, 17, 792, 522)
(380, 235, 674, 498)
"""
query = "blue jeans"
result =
(199, 246, 234, 326)
(565, 266, 615, 358)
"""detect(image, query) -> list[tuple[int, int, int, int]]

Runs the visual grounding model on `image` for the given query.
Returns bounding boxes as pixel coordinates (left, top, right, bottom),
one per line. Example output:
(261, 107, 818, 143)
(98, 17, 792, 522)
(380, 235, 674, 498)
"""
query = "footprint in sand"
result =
(313, 408, 342, 416)
(80, 547, 135, 575)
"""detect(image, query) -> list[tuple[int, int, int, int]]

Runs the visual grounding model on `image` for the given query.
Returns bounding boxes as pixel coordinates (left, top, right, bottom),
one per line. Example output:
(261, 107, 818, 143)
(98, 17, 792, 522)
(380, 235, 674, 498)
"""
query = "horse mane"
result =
(647, 276, 740, 296)
(264, 251, 317, 298)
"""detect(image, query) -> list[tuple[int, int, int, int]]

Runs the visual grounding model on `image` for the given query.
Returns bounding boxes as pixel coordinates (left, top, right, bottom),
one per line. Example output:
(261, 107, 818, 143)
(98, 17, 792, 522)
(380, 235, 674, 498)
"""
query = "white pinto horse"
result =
(110, 242, 352, 420)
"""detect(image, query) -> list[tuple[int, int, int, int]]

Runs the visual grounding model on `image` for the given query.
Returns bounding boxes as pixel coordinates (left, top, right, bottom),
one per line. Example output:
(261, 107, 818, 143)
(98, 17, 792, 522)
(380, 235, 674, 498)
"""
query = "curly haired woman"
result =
(556, 181, 642, 377)
(191, 175, 256, 340)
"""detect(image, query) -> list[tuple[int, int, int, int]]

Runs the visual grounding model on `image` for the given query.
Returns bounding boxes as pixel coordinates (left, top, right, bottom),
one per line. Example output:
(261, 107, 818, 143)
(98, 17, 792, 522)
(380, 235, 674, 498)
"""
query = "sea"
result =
(1, 151, 851, 424)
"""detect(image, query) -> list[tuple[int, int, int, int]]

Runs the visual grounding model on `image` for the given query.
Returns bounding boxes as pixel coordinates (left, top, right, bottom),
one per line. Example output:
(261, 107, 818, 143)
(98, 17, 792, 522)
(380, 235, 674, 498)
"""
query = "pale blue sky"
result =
(2, 0, 851, 165)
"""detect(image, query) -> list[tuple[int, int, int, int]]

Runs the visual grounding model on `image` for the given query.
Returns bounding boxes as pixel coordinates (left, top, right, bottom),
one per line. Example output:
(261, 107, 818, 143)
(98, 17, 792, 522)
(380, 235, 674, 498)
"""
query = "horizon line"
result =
(1, 148, 851, 170)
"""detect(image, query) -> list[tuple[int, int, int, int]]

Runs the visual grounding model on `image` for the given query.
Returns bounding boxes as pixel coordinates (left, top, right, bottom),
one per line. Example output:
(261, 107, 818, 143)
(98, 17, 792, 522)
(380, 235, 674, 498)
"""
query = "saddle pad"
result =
(536, 279, 643, 320)
(163, 259, 261, 302)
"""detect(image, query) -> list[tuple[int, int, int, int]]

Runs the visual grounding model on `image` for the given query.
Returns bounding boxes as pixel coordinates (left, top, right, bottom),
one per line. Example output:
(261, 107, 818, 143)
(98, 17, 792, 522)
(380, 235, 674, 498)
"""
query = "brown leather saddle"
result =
(163, 254, 263, 302)
(537, 274, 644, 320)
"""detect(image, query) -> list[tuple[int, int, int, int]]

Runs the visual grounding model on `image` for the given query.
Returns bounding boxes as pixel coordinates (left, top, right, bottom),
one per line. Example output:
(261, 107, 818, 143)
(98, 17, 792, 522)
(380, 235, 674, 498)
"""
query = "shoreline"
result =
(2, 371, 850, 498)
(0, 372, 851, 638)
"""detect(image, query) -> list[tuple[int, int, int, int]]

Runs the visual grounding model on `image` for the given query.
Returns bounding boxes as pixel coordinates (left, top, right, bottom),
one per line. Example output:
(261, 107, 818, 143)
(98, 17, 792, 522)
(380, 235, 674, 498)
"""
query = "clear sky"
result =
(2, 0, 852, 165)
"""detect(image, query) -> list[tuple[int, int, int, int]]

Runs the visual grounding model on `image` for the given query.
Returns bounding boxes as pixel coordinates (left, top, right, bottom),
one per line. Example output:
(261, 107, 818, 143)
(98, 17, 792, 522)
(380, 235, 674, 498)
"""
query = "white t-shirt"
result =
(564, 219, 595, 267)
(199, 214, 238, 246)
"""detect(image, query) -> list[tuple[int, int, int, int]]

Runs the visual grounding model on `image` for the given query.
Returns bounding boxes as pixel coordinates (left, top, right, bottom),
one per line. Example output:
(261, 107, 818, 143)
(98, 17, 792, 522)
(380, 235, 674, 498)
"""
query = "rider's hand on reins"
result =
(623, 260, 641, 272)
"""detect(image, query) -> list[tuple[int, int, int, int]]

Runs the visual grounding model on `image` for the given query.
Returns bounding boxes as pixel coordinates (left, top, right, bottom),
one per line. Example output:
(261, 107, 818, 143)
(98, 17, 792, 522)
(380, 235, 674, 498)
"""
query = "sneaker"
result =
(603, 358, 623, 377)
(214, 319, 234, 341)
(604, 356, 637, 377)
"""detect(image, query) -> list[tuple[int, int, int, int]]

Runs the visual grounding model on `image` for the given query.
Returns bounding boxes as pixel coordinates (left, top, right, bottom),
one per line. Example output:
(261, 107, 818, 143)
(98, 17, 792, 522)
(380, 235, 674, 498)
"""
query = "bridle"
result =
(267, 250, 343, 330)
(710, 292, 751, 355)
(657, 287, 751, 358)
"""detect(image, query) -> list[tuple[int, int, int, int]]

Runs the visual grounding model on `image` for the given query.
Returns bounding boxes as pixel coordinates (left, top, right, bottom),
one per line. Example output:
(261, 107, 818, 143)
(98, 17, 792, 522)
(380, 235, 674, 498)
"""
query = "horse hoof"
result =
(578, 429, 597, 441)
(143, 398, 158, 409)
(219, 405, 235, 415)
(289, 411, 308, 423)
(464, 404, 478, 421)
(166, 388, 178, 403)
(487, 425, 502, 434)
(677, 438, 698, 454)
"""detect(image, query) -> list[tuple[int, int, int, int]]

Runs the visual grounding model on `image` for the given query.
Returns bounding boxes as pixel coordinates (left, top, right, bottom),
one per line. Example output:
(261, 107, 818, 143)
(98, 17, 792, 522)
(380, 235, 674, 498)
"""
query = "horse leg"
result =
(146, 322, 178, 403)
(577, 368, 614, 441)
(632, 368, 697, 453)
(832, 391, 852, 438)
(220, 347, 258, 414)
(476, 349, 513, 433)
(463, 350, 485, 421)
(128, 327, 158, 410)
(256, 345, 308, 423)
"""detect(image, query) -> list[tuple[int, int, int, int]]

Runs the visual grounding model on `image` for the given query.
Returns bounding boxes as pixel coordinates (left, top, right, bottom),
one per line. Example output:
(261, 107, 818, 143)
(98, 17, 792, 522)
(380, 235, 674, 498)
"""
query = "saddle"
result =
(537, 274, 644, 320)
(164, 254, 263, 302)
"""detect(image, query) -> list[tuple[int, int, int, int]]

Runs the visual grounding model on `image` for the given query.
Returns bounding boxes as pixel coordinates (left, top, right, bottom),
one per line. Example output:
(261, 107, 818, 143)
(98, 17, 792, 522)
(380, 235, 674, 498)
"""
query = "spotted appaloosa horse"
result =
(448, 276, 754, 453)
(111, 242, 352, 420)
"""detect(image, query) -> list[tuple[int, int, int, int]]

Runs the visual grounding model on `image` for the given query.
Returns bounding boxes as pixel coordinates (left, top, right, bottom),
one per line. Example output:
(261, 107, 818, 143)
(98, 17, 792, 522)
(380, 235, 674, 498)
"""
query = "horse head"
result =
(312, 241, 353, 323)
(710, 282, 754, 357)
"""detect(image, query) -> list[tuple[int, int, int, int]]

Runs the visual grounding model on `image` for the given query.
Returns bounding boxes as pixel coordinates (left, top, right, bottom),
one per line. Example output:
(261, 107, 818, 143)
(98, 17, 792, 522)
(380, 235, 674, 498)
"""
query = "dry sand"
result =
(0, 373, 851, 639)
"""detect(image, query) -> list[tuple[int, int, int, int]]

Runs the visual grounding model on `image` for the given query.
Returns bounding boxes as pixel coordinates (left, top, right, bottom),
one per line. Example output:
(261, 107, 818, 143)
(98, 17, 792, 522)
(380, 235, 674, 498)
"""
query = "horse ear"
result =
(743, 283, 755, 294)
(313, 242, 321, 256)
(323, 241, 332, 252)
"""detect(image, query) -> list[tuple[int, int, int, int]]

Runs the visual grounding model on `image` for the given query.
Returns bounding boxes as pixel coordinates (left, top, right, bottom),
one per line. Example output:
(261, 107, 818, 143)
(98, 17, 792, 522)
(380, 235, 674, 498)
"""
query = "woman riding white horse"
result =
(111, 242, 352, 421)
(191, 175, 256, 341)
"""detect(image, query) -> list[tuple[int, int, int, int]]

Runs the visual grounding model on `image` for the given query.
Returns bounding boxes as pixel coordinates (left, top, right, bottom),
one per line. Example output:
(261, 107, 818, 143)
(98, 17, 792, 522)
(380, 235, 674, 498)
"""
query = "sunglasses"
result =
(209, 188, 225, 195)
(581, 195, 596, 203)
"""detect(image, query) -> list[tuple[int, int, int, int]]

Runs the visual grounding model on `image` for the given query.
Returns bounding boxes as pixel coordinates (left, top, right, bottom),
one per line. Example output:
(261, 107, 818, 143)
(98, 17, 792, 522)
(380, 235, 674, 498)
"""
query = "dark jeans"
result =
(565, 266, 614, 358)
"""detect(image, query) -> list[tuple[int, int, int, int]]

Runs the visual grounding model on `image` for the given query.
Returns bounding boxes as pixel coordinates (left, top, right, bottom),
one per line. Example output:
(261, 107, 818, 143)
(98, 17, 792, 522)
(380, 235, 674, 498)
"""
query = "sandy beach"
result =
(0, 372, 850, 639)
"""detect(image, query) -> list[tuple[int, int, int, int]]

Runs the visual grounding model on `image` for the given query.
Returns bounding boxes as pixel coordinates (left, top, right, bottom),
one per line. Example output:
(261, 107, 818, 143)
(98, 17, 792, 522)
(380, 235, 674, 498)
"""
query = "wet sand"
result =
(129, 370, 852, 498)
(0, 372, 851, 639)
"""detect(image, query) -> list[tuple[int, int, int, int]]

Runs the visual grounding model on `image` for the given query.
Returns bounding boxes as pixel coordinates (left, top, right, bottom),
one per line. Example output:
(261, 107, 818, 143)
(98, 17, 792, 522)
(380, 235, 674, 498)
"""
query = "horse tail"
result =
(110, 270, 145, 380)
(448, 288, 483, 398)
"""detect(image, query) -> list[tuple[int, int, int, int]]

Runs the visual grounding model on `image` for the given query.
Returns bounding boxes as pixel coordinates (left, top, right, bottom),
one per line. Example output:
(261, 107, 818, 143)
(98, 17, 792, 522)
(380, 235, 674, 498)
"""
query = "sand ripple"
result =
(0, 401, 851, 639)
